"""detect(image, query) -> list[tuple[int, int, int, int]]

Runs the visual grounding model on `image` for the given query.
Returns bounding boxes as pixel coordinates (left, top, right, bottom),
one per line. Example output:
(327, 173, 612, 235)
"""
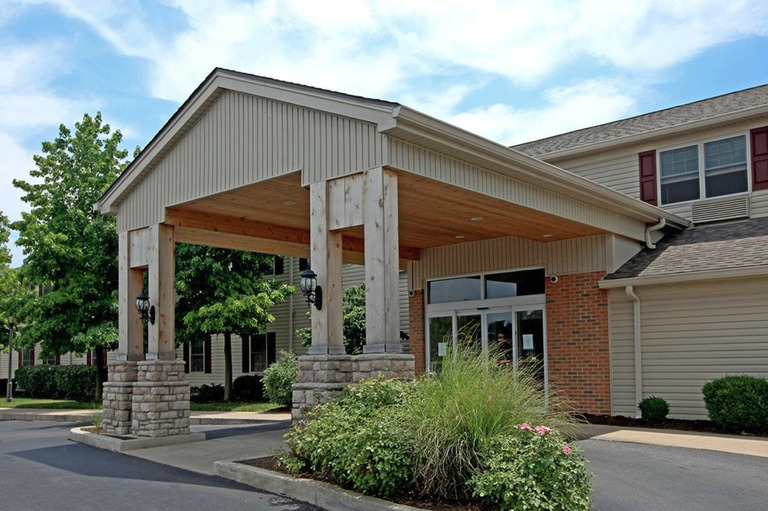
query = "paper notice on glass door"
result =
(438, 342, 446, 356)
(522, 334, 534, 350)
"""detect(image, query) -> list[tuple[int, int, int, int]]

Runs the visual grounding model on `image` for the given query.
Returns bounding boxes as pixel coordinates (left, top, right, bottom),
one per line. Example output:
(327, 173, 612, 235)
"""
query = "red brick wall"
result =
(408, 289, 426, 375)
(546, 271, 610, 415)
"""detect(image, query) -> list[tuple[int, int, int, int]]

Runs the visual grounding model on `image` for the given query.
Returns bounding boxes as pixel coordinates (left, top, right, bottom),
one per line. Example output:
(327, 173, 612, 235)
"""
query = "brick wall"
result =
(408, 289, 426, 375)
(546, 271, 610, 415)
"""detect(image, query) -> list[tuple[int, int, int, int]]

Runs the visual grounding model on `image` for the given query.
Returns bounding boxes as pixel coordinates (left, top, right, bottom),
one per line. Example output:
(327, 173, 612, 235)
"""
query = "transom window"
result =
(660, 135, 748, 205)
(428, 269, 544, 305)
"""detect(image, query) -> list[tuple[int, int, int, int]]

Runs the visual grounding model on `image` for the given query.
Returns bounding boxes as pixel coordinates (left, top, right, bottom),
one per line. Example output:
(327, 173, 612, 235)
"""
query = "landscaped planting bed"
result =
(270, 347, 592, 510)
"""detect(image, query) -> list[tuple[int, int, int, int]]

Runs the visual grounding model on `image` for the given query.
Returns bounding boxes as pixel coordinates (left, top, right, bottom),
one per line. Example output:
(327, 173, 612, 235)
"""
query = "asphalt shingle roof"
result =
(513, 84, 768, 158)
(606, 217, 768, 280)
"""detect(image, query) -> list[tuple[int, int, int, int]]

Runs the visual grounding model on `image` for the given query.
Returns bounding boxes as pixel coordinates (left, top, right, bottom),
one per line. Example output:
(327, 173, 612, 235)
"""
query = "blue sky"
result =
(2, 0, 768, 266)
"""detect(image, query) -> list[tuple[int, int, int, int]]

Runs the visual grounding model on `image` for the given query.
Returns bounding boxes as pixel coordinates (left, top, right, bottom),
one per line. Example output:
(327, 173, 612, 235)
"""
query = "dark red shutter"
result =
(751, 127, 768, 191)
(101, 350, 107, 366)
(183, 343, 190, 373)
(55, 355, 60, 365)
(204, 336, 212, 374)
(241, 335, 250, 373)
(86, 351, 92, 366)
(639, 150, 658, 205)
(267, 333, 276, 366)
(30, 349, 35, 366)
(18, 351, 21, 367)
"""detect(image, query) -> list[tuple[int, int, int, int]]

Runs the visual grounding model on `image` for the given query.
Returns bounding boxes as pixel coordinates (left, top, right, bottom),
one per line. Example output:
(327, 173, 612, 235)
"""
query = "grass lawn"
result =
(0, 398, 101, 409)
(189, 402, 282, 412)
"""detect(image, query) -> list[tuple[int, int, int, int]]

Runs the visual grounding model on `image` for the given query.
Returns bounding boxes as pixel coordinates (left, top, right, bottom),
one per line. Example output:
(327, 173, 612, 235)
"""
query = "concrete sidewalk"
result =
(0, 406, 291, 424)
(580, 423, 768, 459)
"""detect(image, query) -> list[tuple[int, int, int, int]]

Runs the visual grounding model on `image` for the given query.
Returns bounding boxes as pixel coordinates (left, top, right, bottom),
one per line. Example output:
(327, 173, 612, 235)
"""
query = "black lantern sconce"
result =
(299, 269, 322, 310)
(135, 292, 155, 324)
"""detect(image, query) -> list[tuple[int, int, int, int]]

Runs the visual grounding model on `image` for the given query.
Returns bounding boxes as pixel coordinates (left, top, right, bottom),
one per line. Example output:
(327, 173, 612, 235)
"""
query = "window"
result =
(190, 338, 204, 372)
(250, 333, 276, 372)
(44, 355, 57, 365)
(299, 258, 309, 271)
(427, 269, 545, 305)
(21, 348, 33, 367)
(659, 135, 748, 205)
(273, 256, 284, 275)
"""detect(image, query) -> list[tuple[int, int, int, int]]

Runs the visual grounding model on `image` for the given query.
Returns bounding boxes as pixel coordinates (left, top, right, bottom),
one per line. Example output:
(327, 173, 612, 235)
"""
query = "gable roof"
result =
(600, 217, 768, 287)
(513, 84, 768, 160)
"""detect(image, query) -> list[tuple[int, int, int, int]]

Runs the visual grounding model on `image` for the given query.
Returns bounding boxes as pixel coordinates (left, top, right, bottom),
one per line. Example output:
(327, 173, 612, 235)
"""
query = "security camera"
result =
(549, 275, 559, 284)
(408, 290, 416, 298)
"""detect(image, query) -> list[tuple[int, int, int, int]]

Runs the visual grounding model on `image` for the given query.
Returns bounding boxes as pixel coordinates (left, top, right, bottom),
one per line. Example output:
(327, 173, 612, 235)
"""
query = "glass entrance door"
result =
(428, 308, 546, 386)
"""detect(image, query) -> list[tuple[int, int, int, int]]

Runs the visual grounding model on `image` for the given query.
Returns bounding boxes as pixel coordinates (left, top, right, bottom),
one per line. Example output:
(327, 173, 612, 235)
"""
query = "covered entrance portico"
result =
(95, 69, 687, 435)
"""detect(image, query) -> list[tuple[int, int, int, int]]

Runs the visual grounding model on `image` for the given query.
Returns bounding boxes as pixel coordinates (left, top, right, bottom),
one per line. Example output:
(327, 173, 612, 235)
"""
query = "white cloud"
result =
(445, 80, 638, 146)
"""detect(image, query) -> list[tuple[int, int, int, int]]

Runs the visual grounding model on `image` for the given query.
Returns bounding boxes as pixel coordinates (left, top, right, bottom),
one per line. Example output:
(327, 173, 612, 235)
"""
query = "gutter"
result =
(644, 218, 665, 249)
(625, 285, 643, 419)
(599, 265, 768, 289)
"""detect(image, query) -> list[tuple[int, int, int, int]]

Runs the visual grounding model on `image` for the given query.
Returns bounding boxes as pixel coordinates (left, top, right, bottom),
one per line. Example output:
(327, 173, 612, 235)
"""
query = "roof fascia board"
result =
(384, 106, 690, 230)
(96, 70, 397, 214)
(599, 265, 768, 289)
(539, 104, 768, 163)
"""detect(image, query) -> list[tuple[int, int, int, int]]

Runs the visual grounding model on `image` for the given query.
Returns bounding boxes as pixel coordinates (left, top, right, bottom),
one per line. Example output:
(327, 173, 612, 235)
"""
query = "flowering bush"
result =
(470, 424, 592, 511)
(262, 350, 298, 406)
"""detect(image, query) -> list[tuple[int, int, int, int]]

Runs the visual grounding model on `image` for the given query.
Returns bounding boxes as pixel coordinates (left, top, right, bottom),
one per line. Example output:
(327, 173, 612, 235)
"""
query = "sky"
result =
(2, 0, 768, 266)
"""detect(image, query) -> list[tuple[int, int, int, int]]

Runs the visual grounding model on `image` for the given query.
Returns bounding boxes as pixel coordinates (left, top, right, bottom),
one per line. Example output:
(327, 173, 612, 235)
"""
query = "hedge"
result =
(14, 365, 98, 402)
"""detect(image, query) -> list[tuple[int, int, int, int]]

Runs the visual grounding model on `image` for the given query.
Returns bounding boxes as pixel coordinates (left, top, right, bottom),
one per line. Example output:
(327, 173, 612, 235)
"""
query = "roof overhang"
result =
(599, 265, 768, 289)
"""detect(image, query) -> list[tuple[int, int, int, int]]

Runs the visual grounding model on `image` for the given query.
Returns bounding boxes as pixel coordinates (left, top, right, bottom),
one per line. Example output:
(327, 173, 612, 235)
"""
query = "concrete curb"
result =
(70, 426, 206, 452)
(190, 417, 289, 425)
(0, 410, 95, 423)
(214, 460, 427, 511)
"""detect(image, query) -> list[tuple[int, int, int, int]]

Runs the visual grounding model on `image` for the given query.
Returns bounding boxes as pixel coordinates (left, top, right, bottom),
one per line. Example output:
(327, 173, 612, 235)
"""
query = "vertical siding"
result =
(118, 91, 385, 232)
(609, 277, 768, 420)
(608, 289, 637, 416)
(409, 235, 606, 289)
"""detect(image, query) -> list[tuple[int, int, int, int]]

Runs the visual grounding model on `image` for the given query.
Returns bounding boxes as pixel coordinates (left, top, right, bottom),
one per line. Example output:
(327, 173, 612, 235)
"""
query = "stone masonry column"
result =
(102, 361, 137, 435)
(131, 360, 190, 437)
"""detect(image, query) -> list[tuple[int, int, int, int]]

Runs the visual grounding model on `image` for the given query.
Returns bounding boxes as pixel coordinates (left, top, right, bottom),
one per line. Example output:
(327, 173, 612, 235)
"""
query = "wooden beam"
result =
(118, 231, 144, 361)
(166, 207, 420, 261)
(147, 223, 175, 360)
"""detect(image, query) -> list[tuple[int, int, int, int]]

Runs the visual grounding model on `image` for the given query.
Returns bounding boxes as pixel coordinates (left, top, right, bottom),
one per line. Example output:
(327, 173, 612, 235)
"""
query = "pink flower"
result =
(562, 444, 572, 455)
(519, 423, 532, 431)
(535, 425, 552, 436)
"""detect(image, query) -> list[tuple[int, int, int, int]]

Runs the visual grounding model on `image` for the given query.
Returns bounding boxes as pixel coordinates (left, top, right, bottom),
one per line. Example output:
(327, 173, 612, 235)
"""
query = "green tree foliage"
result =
(10, 113, 128, 399)
(176, 245, 293, 401)
(298, 283, 367, 355)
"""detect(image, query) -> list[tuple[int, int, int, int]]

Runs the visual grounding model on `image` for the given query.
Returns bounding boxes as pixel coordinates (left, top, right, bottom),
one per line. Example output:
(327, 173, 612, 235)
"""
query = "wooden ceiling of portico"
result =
(166, 170, 604, 262)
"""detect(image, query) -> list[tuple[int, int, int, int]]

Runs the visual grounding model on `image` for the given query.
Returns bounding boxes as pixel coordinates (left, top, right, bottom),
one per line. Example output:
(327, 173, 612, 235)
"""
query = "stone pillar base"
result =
(352, 353, 415, 383)
(131, 360, 190, 438)
(103, 361, 138, 435)
(291, 352, 416, 420)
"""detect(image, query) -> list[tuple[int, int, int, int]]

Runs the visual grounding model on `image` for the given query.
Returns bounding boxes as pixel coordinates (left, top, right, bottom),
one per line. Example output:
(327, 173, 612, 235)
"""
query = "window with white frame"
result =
(250, 333, 275, 372)
(660, 135, 748, 205)
(190, 338, 204, 372)
(21, 348, 33, 366)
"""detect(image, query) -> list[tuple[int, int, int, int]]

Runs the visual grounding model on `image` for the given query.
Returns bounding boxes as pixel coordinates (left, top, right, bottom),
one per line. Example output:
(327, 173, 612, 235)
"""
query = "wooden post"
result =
(147, 223, 176, 360)
(308, 182, 345, 355)
(118, 231, 145, 361)
(363, 168, 402, 353)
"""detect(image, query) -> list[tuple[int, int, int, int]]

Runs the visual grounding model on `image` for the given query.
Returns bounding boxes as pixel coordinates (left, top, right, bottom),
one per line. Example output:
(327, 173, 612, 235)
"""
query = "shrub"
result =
(702, 375, 768, 433)
(282, 377, 416, 496)
(406, 346, 576, 500)
(190, 383, 225, 403)
(638, 396, 670, 422)
(54, 366, 98, 402)
(263, 351, 298, 407)
(232, 375, 264, 402)
(470, 424, 592, 511)
(13, 365, 98, 401)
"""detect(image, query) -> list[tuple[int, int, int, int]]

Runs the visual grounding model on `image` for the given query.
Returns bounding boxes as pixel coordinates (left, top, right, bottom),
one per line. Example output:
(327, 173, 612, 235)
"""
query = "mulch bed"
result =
(239, 457, 483, 511)
(582, 414, 768, 437)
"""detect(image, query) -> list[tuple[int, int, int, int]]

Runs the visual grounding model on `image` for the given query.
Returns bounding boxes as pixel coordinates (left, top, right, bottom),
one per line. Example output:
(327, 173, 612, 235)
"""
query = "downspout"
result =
(288, 256, 295, 352)
(626, 285, 642, 419)
(645, 218, 665, 249)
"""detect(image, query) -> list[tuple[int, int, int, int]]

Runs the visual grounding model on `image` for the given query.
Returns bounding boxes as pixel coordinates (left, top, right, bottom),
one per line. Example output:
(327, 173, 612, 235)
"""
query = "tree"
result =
(176, 244, 293, 401)
(298, 283, 367, 355)
(11, 113, 128, 399)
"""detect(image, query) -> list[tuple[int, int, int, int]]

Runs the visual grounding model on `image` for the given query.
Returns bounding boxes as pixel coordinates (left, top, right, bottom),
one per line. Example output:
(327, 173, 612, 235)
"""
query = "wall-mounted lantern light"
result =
(135, 292, 155, 324)
(299, 269, 322, 310)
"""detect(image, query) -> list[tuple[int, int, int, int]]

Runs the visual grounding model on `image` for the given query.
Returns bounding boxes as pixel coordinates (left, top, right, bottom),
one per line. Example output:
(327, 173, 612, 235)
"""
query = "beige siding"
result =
(551, 120, 768, 223)
(609, 277, 768, 420)
(608, 289, 638, 417)
(118, 90, 386, 232)
(409, 234, 606, 289)
(389, 138, 647, 241)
